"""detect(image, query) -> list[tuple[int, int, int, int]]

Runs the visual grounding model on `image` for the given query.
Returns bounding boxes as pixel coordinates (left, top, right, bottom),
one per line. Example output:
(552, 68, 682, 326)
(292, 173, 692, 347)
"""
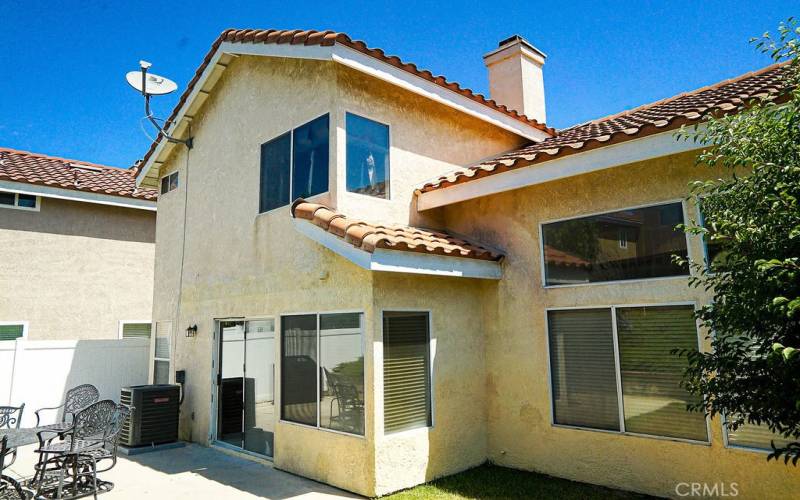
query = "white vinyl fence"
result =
(1, 338, 149, 427)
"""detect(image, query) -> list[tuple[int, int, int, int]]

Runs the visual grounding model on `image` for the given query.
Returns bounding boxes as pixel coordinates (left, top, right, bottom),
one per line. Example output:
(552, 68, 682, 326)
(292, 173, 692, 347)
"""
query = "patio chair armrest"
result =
(34, 404, 65, 426)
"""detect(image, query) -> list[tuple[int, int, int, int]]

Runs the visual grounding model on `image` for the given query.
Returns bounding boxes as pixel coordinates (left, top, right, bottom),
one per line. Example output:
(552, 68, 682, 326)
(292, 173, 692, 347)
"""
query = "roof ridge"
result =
(0, 147, 133, 173)
(570, 60, 791, 130)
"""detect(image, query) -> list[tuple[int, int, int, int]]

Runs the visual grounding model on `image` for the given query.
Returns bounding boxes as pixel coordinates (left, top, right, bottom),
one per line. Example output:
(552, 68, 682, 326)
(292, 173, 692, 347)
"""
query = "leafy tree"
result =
(675, 19, 800, 464)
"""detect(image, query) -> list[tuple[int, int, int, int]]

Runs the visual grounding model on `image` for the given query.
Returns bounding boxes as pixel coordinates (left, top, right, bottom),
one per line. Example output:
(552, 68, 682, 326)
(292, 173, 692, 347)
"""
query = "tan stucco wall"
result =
(441, 150, 800, 499)
(0, 196, 155, 340)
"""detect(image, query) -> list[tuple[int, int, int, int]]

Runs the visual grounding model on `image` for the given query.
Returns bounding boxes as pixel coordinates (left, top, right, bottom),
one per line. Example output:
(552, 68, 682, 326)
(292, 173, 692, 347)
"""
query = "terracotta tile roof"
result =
(544, 245, 590, 268)
(291, 199, 503, 261)
(0, 147, 157, 201)
(419, 61, 791, 193)
(138, 28, 555, 177)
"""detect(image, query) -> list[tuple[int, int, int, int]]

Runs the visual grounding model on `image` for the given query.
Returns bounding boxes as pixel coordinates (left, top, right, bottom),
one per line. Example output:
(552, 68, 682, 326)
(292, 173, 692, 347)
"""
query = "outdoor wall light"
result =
(186, 324, 198, 338)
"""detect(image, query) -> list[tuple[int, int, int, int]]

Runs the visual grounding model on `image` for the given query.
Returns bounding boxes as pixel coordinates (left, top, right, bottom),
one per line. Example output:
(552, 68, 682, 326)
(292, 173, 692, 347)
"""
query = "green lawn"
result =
(381, 464, 655, 499)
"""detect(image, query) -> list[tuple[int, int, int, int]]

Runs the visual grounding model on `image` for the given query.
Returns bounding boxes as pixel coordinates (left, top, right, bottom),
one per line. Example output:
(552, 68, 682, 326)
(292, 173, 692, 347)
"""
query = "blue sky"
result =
(0, 1, 795, 168)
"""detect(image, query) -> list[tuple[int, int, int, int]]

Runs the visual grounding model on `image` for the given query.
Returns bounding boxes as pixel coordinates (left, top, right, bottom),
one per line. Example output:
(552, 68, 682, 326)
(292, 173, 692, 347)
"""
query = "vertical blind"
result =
(0, 324, 24, 341)
(547, 305, 708, 441)
(122, 322, 152, 339)
(548, 309, 620, 430)
(616, 306, 708, 441)
(383, 311, 431, 433)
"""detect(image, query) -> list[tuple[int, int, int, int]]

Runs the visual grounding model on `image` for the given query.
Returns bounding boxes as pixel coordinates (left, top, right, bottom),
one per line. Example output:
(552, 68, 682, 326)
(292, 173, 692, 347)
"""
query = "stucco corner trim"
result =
(416, 129, 706, 211)
(292, 219, 502, 280)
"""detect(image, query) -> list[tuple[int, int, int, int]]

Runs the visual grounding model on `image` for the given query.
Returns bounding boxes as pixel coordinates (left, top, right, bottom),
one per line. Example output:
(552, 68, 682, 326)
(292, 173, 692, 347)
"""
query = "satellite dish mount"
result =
(127, 61, 192, 149)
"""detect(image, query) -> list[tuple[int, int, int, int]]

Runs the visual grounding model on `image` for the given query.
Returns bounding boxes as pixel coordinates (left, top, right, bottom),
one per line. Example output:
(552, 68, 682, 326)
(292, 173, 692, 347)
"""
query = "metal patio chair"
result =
(0, 404, 24, 471)
(35, 384, 100, 427)
(76, 404, 132, 477)
(33, 399, 117, 500)
(324, 369, 364, 434)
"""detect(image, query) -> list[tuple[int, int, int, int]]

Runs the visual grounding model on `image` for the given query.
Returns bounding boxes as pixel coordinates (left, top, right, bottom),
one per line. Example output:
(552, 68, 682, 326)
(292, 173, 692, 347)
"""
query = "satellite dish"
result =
(126, 70, 177, 96)
(127, 60, 192, 148)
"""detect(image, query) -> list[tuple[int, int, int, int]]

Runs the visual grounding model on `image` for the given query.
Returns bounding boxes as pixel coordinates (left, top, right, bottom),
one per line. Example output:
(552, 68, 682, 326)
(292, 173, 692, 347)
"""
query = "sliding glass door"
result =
(217, 319, 276, 457)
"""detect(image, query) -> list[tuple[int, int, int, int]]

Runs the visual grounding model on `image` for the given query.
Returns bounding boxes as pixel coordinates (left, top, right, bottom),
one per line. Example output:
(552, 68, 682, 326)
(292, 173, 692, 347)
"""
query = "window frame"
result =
(344, 111, 392, 201)
(151, 320, 173, 384)
(544, 302, 711, 446)
(0, 191, 40, 211)
(538, 199, 694, 289)
(0, 321, 28, 342)
(379, 308, 435, 437)
(118, 320, 152, 340)
(258, 113, 331, 215)
(160, 171, 179, 195)
(277, 309, 366, 439)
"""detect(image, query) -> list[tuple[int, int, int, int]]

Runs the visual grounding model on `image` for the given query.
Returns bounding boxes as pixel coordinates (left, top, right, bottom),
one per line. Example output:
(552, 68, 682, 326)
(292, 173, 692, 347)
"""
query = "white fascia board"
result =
(293, 219, 502, 280)
(330, 45, 550, 142)
(136, 40, 552, 186)
(417, 130, 706, 211)
(0, 180, 157, 211)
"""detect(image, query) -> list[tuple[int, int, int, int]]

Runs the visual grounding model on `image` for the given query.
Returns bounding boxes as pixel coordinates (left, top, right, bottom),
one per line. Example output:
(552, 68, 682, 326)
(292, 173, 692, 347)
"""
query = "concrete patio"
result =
(4, 443, 361, 499)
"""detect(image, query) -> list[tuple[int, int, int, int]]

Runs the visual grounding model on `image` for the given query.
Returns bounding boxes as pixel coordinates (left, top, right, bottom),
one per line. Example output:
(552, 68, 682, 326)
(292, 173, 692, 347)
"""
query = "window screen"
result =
(548, 309, 620, 431)
(292, 114, 329, 200)
(0, 324, 24, 341)
(122, 322, 152, 339)
(383, 311, 431, 433)
(259, 132, 291, 213)
(542, 203, 688, 285)
(616, 306, 707, 441)
(281, 314, 318, 426)
(346, 113, 389, 198)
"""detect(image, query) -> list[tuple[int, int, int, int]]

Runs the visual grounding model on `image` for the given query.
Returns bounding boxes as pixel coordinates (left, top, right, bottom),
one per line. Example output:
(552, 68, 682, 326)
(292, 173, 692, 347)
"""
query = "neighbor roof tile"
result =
(0, 147, 157, 201)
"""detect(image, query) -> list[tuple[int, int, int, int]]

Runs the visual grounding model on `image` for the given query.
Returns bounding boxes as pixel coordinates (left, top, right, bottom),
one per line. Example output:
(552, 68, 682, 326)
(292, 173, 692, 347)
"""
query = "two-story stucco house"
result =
(133, 29, 798, 498)
(0, 147, 157, 342)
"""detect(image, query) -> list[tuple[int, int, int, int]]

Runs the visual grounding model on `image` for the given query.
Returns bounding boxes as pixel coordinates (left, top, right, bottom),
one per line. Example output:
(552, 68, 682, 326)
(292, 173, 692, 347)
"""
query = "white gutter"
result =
(293, 219, 502, 280)
(0, 181, 157, 211)
(417, 130, 706, 211)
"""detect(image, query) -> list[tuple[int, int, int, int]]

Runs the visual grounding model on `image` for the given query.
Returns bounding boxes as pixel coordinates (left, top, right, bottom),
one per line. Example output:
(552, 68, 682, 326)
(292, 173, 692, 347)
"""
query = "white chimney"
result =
(483, 35, 547, 123)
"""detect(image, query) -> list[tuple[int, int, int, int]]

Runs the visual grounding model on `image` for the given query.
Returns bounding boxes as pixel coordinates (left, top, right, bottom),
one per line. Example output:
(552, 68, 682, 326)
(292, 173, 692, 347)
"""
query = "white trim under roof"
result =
(417, 129, 706, 211)
(136, 40, 551, 187)
(293, 218, 502, 280)
(0, 180, 157, 211)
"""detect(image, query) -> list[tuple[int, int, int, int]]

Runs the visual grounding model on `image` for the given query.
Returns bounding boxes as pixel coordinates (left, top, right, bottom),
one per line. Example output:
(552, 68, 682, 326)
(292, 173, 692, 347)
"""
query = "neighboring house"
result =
(0, 147, 157, 341)
(133, 29, 797, 498)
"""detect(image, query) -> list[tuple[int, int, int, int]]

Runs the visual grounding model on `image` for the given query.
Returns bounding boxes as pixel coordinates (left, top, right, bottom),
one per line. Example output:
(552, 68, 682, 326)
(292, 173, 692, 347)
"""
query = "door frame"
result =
(210, 317, 277, 460)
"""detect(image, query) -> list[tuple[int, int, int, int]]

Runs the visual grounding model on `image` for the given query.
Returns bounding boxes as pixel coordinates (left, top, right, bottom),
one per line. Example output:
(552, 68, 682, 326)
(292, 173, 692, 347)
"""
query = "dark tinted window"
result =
(346, 113, 389, 198)
(281, 314, 318, 426)
(542, 203, 688, 286)
(17, 194, 37, 208)
(259, 132, 291, 213)
(0, 191, 15, 205)
(292, 115, 329, 200)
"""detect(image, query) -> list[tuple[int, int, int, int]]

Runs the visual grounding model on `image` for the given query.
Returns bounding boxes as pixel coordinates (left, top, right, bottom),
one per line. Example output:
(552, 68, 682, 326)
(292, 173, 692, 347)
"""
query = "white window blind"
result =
(383, 311, 431, 433)
(548, 309, 620, 430)
(547, 305, 708, 442)
(153, 321, 172, 384)
(727, 421, 796, 451)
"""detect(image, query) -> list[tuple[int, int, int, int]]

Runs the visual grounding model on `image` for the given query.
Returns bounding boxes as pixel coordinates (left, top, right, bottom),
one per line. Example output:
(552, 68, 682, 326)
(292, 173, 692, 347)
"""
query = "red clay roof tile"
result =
(138, 28, 556, 177)
(291, 199, 502, 261)
(419, 61, 792, 193)
(0, 147, 157, 201)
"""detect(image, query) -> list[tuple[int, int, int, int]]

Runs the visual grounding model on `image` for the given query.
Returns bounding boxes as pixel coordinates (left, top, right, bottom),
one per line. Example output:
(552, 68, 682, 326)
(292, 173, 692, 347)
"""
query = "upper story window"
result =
(541, 202, 689, 286)
(160, 171, 179, 195)
(346, 113, 389, 199)
(260, 114, 329, 213)
(0, 190, 38, 210)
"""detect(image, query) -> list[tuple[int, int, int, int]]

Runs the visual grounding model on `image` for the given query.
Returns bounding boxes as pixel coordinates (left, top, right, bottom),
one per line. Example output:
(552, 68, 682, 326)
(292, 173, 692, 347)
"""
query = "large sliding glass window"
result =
(346, 113, 389, 198)
(383, 311, 431, 433)
(280, 312, 364, 435)
(259, 114, 329, 213)
(541, 202, 688, 286)
(547, 305, 707, 441)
